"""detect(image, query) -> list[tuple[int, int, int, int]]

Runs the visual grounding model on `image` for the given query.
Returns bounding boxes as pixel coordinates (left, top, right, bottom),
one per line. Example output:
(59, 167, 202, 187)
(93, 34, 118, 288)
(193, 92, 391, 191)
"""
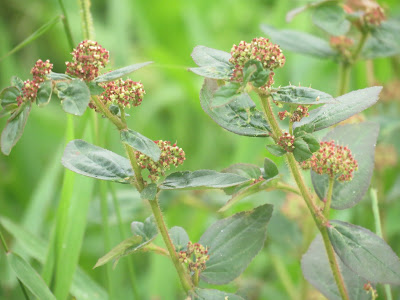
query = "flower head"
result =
(17, 79, 40, 106)
(363, 5, 386, 26)
(301, 140, 358, 181)
(99, 79, 145, 108)
(278, 132, 295, 152)
(31, 59, 53, 83)
(178, 241, 210, 272)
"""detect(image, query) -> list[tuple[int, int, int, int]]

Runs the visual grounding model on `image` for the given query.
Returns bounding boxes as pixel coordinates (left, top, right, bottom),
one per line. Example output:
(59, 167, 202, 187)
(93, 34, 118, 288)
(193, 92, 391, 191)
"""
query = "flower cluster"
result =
(301, 140, 358, 181)
(278, 132, 295, 152)
(229, 37, 285, 89)
(99, 79, 145, 108)
(330, 36, 354, 59)
(31, 59, 53, 83)
(278, 105, 309, 122)
(65, 40, 109, 81)
(363, 5, 386, 26)
(135, 140, 185, 182)
(178, 242, 210, 273)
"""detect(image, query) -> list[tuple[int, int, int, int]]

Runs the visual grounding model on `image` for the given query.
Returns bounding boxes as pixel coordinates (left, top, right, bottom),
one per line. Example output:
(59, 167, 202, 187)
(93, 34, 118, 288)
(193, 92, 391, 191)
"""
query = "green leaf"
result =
(36, 80, 53, 107)
(169, 227, 190, 252)
(11, 76, 24, 90)
(312, 3, 350, 36)
(140, 183, 158, 200)
(1, 103, 31, 155)
(327, 220, 400, 284)
(131, 216, 158, 240)
(190, 288, 245, 300)
(87, 81, 105, 95)
(312, 122, 379, 209)
(160, 170, 250, 190)
(0, 86, 20, 108)
(200, 78, 270, 137)
(362, 20, 400, 59)
(49, 72, 72, 81)
(222, 163, 261, 179)
(263, 157, 279, 180)
(120, 129, 161, 162)
(260, 24, 336, 58)
(243, 60, 271, 88)
(293, 134, 320, 162)
(266, 144, 287, 156)
(62, 139, 134, 183)
(286, 0, 335, 22)
(199, 204, 273, 284)
(302, 235, 370, 300)
(94, 62, 153, 83)
(271, 86, 336, 105)
(211, 82, 241, 107)
(7, 252, 56, 300)
(294, 86, 382, 132)
(189, 46, 233, 80)
(57, 80, 91, 116)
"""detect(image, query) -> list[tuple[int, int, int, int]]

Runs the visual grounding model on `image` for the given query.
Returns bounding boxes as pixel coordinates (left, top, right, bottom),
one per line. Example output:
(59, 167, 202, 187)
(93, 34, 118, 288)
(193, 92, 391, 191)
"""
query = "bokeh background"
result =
(1, 0, 400, 299)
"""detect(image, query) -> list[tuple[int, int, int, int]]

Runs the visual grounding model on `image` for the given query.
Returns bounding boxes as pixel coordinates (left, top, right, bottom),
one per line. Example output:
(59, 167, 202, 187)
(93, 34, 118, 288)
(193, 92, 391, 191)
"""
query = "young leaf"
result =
(36, 80, 53, 107)
(190, 288, 245, 300)
(311, 122, 379, 209)
(0, 86, 20, 108)
(57, 80, 91, 116)
(222, 163, 262, 179)
(169, 227, 190, 252)
(293, 134, 320, 162)
(140, 183, 158, 200)
(260, 24, 336, 58)
(200, 78, 271, 137)
(159, 170, 250, 190)
(271, 86, 336, 105)
(131, 216, 158, 240)
(243, 60, 271, 88)
(211, 82, 241, 107)
(266, 144, 287, 156)
(7, 252, 57, 300)
(49, 72, 72, 81)
(62, 139, 133, 183)
(199, 204, 273, 284)
(263, 157, 279, 180)
(1, 103, 31, 155)
(312, 3, 350, 36)
(11, 76, 24, 90)
(294, 86, 382, 132)
(94, 62, 153, 82)
(120, 129, 161, 162)
(302, 235, 370, 300)
(328, 220, 400, 284)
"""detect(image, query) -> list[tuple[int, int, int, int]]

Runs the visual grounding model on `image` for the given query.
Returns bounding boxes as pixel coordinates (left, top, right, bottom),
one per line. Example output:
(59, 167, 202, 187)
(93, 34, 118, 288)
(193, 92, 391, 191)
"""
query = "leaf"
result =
(293, 134, 320, 162)
(131, 216, 158, 240)
(169, 227, 190, 252)
(189, 46, 233, 80)
(294, 86, 382, 132)
(11, 76, 24, 90)
(94, 62, 153, 82)
(57, 80, 91, 116)
(120, 129, 161, 162)
(49, 72, 72, 81)
(7, 252, 57, 300)
(222, 163, 261, 180)
(312, 3, 351, 36)
(87, 81, 105, 95)
(1, 103, 31, 155)
(0, 86, 20, 108)
(36, 80, 53, 107)
(160, 170, 250, 190)
(199, 204, 273, 284)
(302, 235, 370, 300)
(266, 144, 287, 156)
(362, 20, 400, 59)
(211, 82, 241, 107)
(260, 24, 336, 58)
(271, 86, 336, 105)
(312, 122, 379, 209)
(190, 288, 245, 300)
(263, 158, 279, 180)
(243, 60, 271, 88)
(327, 220, 400, 284)
(140, 183, 158, 200)
(62, 139, 134, 183)
(286, 0, 335, 22)
(200, 78, 270, 137)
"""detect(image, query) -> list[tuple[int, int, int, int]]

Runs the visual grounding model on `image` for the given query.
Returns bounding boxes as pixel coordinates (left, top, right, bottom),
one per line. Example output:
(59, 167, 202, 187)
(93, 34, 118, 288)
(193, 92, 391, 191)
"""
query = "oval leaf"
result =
(266, 144, 287, 156)
(57, 80, 91, 116)
(222, 163, 262, 179)
(200, 78, 270, 137)
(312, 3, 350, 36)
(120, 129, 161, 162)
(0, 86, 20, 108)
(49, 72, 72, 81)
(169, 226, 190, 252)
(62, 139, 134, 183)
(94, 62, 153, 83)
(191, 288, 245, 300)
(271, 86, 336, 105)
(263, 157, 279, 180)
(211, 82, 241, 107)
(199, 204, 273, 284)
(302, 235, 370, 300)
(312, 122, 379, 209)
(159, 170, 250, 190)
(140, 183, 158, 200)
(328, 220, 400, 284)
(36, 80, 53, 107)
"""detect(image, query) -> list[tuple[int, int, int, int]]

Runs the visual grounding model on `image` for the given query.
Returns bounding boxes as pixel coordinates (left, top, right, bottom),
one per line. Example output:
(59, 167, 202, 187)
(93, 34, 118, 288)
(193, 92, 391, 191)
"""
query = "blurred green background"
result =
(1, 0, 400, 299)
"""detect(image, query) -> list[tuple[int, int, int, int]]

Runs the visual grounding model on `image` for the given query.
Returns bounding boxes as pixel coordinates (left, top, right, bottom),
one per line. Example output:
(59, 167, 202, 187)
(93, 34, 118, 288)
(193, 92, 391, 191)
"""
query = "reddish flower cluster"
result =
(278, 110, 290, 121)
(229, 37, 285, 89)
(291, 105, 309, 122)
(330, 36, 354, 59)
(99, 79, 145, 108)
(31, 59, 53, 83)
(363, 5, 386, 26)
(135, 140, 185, 182)
(65, 40, 109, 81)
(178, 241, 210, 273)
(17, 80, 40, 106)
(278, 132, 295, 152)
(301, 140, 358, 181)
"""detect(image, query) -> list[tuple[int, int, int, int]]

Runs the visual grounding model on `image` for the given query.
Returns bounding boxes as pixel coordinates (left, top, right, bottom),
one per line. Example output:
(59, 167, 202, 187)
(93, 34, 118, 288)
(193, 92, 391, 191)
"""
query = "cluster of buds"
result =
(363, 5, 386, 26)
(17, 80, 40, 106)
(178, 242, 210, 273)
(31, 59, 53, 83)
(135, 140, 185, 182)
(301, 140, 358, 181)
(330, 36, 354, 59)
(363, 282, 378, 298)
(99, 79, 145, 108)
(278, 132, 295, 152)
(344, 0, 386, 27)
(65, 40, 109, 81)
(278, 105, 309, 122)
(229, 37, 285, 89)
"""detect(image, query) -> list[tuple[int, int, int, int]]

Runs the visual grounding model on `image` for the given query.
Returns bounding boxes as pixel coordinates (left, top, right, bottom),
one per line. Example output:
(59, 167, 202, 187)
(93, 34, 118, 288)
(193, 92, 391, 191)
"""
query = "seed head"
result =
(31, 59, 53, 83)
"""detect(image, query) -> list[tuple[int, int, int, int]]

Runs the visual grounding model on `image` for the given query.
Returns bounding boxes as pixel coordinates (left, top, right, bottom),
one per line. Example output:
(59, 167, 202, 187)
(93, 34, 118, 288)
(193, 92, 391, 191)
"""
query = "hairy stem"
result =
(274, 182, 301, 195)
(338, 62, 351, 96)
(78, 0, 95, 40)
(259, 94, 281, 140)
(323, 178, 334, 217)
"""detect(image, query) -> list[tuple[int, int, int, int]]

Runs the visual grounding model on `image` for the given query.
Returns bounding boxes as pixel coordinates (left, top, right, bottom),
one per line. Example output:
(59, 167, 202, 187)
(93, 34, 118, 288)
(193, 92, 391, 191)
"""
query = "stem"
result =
(91, 96, 126, 130)
(352, 31, 369, 63)
(323, 178, 334, 218)
(142, 243, 170, 257)
(274, 182, 301, 195)
(370, 188, 393, 300)
(192, 270, 200, 287)
(78, 0, 94, 40)
(148, 198, 194, 292)
(259, 94, 281, 140)
(338, 62, 351, 96)
(0, 229, 8, 252)
(56, 0, 74, 49)
(124, 145, 145, 191)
